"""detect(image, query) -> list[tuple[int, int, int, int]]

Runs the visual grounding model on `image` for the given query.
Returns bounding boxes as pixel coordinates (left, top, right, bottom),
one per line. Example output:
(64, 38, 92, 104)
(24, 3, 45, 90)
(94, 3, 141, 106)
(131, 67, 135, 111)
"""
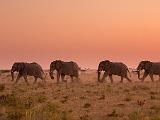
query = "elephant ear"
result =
(104, 60, 111, 71)
(50, 62, 55, 68)
(17, 62, 25, 71)
(144, 61, 152, 71)
(55, 60, 63, 70)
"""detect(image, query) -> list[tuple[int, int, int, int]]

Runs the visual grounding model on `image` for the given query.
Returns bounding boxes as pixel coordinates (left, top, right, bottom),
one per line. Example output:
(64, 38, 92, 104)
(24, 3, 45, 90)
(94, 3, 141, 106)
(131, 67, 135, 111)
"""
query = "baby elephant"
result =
(11, 62, 46, 85)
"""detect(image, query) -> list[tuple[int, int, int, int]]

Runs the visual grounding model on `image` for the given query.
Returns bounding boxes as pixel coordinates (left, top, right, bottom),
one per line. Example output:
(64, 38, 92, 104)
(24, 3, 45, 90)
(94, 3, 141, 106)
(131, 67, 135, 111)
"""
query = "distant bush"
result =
(0, 70, 10, 73)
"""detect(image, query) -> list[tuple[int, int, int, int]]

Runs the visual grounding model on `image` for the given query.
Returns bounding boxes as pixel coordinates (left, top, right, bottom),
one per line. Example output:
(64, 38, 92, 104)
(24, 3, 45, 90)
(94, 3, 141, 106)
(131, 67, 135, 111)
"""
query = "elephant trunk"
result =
(49, 69, 54, 79)
(11, 69, 15, 81)
(137, 70, 141, 79)
(136, 65, 142, 80)
(136, 66, 141, 80)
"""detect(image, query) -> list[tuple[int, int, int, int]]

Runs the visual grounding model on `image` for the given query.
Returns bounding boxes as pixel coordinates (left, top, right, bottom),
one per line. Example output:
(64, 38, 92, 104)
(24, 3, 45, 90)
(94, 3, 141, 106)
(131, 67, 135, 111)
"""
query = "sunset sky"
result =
(0, 0, 160, 69)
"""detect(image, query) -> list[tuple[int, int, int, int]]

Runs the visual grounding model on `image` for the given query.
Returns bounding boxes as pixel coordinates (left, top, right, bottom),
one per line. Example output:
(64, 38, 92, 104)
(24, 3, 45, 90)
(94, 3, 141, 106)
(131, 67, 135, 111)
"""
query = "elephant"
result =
(137, 61, 160, 82)
(98, 60, 132, 83)
(49, 60, 80, 84)
(11, 62, 46, 85)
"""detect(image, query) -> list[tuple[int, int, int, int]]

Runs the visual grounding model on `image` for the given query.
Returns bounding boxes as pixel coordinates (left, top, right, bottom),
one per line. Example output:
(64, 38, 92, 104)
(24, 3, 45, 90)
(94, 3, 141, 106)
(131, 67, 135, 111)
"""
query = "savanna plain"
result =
(0, 70, 160, 120)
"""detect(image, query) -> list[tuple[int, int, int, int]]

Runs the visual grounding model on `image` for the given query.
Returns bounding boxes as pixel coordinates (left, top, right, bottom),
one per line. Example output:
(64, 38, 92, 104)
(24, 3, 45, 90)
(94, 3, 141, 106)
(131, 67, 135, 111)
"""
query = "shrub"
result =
(0, 84, 5, 91)
(107, 109, 118, 117)
(37, 95, 47, 103)
(124, 94, 132, 102)
(0, 94, 19, 107)
(83, 103, 91, 108)
(7, 110, 24, 120)
(24, 97, 35, 109)
(151, 95, 156, 100)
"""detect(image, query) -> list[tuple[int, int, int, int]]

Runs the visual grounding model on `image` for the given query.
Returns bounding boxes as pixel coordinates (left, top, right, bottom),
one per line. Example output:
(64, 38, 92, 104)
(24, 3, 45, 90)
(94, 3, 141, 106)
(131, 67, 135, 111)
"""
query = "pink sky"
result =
(0, 0, 160, 69)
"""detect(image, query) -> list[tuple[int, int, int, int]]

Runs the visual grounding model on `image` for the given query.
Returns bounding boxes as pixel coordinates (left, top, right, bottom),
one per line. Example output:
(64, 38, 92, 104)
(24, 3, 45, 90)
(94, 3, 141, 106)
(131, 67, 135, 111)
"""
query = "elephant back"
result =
(151, 62, 160, 74)
(110, 62, 129, 75)
(61, 61, 79, 76)
(25, 62, 45, 78)
(30, 62, 44, 72)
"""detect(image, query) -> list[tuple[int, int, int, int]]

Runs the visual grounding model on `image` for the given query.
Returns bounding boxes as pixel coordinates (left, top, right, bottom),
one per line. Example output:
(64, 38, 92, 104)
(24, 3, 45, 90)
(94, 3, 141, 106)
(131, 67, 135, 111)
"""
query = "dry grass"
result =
(0, 71, 160, 120)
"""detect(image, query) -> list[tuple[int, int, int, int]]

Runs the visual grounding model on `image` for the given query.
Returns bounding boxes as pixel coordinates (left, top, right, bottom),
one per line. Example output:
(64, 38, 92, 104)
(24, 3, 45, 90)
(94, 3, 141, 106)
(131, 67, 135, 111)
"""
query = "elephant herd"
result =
(10, 60, 160, 85)
(11, 60, 80, 85)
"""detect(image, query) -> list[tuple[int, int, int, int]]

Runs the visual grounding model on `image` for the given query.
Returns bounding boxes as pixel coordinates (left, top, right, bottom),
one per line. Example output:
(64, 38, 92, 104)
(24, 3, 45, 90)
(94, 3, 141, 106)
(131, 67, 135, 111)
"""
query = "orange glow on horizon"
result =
(0, 0, 160, 69)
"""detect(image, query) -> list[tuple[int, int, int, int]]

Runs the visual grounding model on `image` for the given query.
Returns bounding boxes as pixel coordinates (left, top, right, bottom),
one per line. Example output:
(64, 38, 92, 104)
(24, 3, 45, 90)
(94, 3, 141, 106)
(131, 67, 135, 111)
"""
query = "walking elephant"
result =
(49, 60, 80, 84)
(11, 62, 46, 85)
(137, 61, 160, 82)
(98, 60, 131, 83)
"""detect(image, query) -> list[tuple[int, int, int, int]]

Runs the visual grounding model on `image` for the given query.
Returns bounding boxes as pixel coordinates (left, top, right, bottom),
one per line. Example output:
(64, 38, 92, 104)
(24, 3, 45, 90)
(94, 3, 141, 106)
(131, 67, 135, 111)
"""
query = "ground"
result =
(0, 70, 160, 120)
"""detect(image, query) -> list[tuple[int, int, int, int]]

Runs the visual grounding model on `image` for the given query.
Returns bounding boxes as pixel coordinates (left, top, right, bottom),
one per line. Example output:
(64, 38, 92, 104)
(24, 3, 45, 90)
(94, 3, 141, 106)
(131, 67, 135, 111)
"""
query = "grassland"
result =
(0, 70, 160, 120)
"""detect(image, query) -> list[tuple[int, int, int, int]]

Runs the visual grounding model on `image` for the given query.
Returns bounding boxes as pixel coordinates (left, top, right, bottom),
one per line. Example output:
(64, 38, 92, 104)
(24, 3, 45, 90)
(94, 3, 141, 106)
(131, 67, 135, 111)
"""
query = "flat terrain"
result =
(0, 71, 160, 120)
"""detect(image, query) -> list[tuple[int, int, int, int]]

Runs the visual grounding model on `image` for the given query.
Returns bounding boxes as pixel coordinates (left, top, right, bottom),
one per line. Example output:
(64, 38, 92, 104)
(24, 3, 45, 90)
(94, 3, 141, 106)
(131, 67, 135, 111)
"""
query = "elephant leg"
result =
(15, 74, 22, 84)
(120, 77, 123, 83)
(33, 77, 38, 84)
(102, 72, 108, 82)
(23, 75, 29, 85)
(75, 72, 80, 82)
(159, 75, 160, 81)
(141, 72, 149, 82)
(61, 74, 67, 88)
(109, 75, 113, 83)
(149, 74, 154, 82)
(57, 73, 60, 85)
